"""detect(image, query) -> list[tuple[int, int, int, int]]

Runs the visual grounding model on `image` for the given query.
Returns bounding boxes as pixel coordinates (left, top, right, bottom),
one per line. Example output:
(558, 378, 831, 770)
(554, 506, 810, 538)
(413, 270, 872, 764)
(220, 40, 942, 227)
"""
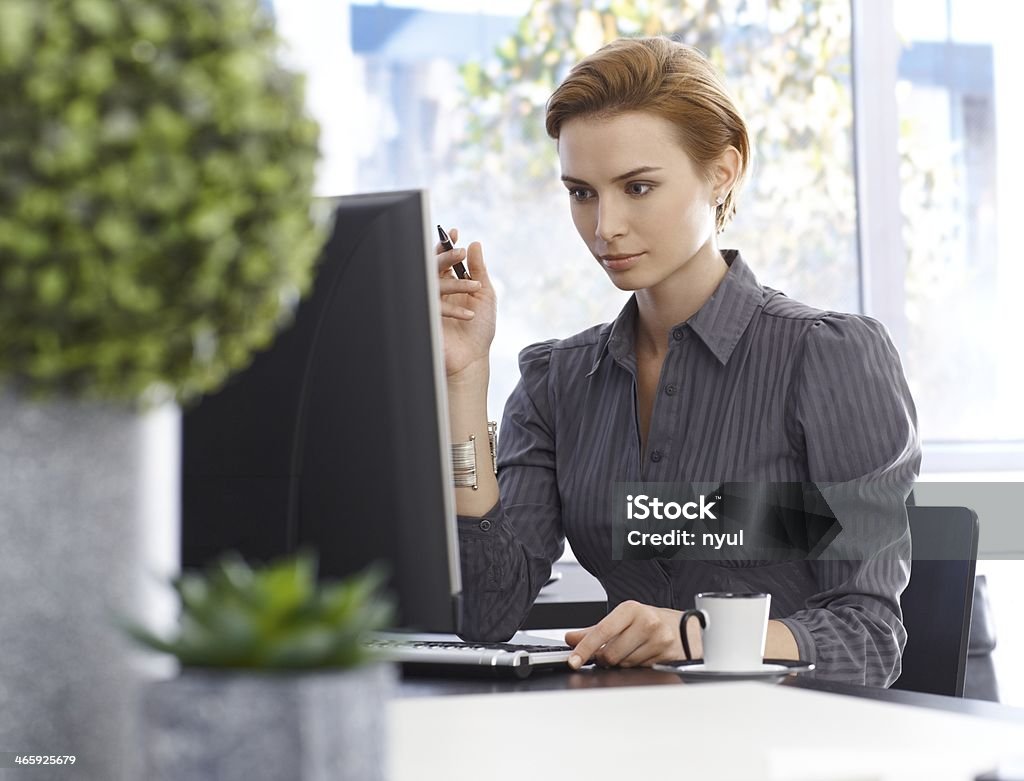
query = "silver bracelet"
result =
(452, 435, 478, 490)
(451, 422, 498, 490)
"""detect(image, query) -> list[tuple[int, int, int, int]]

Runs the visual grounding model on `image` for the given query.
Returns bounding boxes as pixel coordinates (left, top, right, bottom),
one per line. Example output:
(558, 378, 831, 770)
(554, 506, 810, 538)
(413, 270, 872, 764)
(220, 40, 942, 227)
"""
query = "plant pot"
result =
(0, 390, 180, 780)
(142, 663, 396, 781)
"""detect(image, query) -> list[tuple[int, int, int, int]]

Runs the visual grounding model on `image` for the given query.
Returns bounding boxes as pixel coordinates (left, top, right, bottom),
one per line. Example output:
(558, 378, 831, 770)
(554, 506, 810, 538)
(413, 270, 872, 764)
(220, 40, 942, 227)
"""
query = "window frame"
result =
(851, 0, 1024, 474)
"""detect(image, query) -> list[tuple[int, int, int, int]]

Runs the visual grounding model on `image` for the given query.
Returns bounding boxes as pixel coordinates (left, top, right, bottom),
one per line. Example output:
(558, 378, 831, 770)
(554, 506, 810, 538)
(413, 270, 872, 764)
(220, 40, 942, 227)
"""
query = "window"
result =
(895, 0, 1024, 444)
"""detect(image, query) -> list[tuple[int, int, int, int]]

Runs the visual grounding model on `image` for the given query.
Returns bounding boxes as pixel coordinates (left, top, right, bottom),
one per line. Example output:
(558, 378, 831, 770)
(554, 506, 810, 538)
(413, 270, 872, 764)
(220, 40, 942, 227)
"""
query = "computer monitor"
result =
(181, 190, 462, 633)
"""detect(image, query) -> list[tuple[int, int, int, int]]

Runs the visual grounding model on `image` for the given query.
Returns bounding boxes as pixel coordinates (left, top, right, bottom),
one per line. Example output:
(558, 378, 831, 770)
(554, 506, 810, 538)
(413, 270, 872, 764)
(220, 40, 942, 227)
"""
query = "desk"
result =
(392, 668, 1024, 781)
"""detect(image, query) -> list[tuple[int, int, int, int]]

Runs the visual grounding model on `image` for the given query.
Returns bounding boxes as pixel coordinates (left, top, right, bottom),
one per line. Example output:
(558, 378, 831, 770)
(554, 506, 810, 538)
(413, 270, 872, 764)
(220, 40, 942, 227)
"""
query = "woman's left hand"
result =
(564, 600, 697, 669)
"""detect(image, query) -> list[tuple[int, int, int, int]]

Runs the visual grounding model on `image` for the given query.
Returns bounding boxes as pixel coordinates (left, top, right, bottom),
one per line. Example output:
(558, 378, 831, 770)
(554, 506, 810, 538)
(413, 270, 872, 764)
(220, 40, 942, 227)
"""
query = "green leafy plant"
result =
(124, 552, 395, 670)
(0, 0, 323, 402)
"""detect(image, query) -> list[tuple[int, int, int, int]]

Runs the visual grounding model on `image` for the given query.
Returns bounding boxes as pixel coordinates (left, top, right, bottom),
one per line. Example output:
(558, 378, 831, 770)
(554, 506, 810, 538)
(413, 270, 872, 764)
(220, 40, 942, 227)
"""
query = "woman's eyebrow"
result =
(560, 166, 664, 185)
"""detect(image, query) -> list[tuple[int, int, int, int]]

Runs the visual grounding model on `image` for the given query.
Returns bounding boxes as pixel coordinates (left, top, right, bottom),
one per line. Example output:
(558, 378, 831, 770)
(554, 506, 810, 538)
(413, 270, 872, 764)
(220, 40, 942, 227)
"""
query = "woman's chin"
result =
(603, 270, 648, 291)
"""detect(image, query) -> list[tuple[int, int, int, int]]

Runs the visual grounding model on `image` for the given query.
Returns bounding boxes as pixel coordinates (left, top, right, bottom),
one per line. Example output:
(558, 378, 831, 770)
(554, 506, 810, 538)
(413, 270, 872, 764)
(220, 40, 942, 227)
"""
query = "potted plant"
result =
(125, 552, 396, 781)
(0, 1, 322, 777)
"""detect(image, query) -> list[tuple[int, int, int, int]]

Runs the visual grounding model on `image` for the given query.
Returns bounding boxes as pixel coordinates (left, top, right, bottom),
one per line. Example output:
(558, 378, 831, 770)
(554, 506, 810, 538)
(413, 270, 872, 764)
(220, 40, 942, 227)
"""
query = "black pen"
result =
(437, 225, 471, 280)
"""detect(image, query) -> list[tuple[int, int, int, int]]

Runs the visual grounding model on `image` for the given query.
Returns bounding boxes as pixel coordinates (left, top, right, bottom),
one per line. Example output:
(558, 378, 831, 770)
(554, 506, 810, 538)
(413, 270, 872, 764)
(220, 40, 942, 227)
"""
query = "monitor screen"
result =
(181, 190, 462, 633)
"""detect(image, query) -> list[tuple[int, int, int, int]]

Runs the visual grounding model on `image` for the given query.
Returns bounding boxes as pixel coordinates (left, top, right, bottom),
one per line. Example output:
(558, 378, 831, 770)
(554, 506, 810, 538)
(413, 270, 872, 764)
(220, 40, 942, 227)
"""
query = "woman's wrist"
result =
(448, 358, 490, 391)
(765, 619, 800, 661)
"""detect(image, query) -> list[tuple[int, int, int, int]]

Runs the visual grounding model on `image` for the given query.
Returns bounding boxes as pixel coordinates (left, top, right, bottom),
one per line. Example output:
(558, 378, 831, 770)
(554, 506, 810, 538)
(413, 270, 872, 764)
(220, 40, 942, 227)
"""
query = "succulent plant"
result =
(0, 0, 323, 402)
(125, 552, 395, 670)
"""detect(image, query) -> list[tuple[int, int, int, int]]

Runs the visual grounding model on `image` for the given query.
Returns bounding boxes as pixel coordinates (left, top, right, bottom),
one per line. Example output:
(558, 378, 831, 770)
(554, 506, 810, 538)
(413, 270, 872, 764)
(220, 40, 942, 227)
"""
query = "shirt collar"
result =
(688, 250, 763, 365)
(591, 296, 638, 376)
(587, 250, 762, 376)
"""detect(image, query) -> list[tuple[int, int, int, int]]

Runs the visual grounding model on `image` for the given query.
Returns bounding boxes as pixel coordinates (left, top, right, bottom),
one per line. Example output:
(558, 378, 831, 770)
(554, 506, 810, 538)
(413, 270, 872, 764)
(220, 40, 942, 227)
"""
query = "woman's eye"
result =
(627, 182, 653, 196)
(568, 187, 592, 202)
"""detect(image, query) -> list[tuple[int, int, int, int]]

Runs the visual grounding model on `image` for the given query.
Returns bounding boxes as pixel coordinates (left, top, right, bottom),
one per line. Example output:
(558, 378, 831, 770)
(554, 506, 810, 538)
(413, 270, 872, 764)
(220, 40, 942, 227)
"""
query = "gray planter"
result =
(142, 663, 396, 781)
(0, 390, 180, 780)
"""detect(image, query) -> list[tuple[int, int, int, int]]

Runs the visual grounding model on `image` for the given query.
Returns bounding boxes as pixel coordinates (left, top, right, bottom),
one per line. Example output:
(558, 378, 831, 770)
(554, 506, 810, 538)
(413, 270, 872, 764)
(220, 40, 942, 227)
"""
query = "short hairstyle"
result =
(545, 37, 750, 233)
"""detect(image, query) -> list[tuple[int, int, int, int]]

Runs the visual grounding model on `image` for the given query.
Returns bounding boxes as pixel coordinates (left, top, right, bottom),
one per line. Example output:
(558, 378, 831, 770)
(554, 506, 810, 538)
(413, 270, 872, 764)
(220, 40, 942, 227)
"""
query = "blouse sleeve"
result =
(456, 341, 566, 641)
(778, 313, 921, 686)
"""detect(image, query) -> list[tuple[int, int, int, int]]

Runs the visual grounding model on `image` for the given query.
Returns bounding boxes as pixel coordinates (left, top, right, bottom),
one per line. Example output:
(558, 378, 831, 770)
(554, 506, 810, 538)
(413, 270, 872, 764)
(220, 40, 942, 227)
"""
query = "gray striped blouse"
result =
(457, 250, 920, 686)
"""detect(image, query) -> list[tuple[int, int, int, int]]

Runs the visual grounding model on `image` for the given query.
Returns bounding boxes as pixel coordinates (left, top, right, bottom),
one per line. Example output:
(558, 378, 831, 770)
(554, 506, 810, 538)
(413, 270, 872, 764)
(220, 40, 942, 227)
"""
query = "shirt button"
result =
(672, 328, 684, 341)
(665, 384, 677, 396)
(479, 519, 492, 531)
(650, 450, 663, 463)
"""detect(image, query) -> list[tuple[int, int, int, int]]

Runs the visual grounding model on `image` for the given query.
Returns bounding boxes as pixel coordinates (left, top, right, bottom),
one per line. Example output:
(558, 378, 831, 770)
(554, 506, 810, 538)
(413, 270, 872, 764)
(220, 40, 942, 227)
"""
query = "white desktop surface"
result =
(390, 681, 1024, 781)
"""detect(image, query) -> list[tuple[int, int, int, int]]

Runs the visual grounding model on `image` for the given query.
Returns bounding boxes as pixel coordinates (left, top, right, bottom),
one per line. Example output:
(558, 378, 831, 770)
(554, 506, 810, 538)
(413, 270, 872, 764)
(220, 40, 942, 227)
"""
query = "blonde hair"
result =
(545, 37, 750, 233)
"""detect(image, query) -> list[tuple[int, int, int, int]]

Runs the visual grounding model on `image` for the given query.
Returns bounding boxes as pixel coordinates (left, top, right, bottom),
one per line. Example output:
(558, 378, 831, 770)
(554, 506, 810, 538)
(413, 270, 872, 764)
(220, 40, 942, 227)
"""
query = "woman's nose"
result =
(595, 202, 627, 242)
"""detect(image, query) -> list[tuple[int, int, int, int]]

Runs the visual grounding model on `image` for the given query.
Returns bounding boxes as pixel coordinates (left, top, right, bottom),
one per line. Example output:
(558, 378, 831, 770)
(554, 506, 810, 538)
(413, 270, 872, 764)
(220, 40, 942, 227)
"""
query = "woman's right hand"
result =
(435, 227, 497, 380)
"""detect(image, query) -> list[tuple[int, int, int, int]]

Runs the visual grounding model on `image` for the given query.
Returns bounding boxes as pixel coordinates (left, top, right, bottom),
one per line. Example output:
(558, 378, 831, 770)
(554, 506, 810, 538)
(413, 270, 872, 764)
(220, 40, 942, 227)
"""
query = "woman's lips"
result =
(601, 252, 645, 271)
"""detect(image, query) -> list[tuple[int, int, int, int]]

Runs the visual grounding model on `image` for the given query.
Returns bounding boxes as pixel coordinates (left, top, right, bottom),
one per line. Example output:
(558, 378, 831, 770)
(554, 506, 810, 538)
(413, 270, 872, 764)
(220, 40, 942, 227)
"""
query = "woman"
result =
(436, 37, 919, 686)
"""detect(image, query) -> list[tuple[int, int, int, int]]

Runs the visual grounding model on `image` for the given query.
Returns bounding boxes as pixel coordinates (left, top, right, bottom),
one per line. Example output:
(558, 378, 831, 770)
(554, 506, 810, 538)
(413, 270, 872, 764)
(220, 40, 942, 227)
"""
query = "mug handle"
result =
(679, 609, 707, 661)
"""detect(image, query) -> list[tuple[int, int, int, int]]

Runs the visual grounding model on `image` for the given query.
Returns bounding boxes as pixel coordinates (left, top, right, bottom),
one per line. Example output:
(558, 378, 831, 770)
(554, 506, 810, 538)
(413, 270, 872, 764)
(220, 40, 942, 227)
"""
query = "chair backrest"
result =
(890, 505, 979, 697)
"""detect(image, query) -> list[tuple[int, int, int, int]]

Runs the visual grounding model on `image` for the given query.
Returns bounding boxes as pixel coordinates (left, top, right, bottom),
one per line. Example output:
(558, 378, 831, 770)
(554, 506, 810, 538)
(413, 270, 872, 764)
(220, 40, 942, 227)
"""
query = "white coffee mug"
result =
(680, 592, 771, 671)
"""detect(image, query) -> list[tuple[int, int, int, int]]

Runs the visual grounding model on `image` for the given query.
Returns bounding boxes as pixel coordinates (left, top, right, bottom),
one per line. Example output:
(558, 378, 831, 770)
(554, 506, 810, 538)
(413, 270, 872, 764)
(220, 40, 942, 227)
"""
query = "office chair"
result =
(890, 505, 979, 697)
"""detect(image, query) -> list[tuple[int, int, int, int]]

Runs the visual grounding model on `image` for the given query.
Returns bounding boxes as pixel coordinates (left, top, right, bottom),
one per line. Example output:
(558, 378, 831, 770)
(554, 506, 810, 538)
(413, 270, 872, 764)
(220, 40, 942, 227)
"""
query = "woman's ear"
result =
(711, 146, 742, 197)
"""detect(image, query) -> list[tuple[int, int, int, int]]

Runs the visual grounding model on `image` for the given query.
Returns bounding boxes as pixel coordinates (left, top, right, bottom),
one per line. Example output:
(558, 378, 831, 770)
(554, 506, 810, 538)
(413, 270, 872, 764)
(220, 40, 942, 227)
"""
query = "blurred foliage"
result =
(0, 0, 323, 403)
(441, 0, 859, 325)
(123, 552, 394, 670)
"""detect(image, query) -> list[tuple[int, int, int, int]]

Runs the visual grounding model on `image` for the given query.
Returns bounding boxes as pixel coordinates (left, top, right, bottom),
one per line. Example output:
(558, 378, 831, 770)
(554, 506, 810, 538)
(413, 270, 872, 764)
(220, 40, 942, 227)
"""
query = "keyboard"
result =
(369, 635, 575, 679)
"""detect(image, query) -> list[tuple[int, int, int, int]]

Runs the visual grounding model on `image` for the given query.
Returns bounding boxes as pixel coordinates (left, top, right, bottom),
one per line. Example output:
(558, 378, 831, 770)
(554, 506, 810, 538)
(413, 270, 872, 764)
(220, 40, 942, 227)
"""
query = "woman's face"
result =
(558, 110, 719, 291)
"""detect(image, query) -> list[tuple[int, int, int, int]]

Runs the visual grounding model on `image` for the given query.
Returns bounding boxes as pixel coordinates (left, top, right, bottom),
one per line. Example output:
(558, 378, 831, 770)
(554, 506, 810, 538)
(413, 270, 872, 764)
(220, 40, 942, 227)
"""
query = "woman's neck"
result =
(634, 238, 729, 359)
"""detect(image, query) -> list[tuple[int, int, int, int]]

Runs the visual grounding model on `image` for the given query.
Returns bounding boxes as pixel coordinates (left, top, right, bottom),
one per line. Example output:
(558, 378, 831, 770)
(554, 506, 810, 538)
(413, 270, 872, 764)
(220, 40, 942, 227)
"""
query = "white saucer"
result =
(652, 659, 815, 682)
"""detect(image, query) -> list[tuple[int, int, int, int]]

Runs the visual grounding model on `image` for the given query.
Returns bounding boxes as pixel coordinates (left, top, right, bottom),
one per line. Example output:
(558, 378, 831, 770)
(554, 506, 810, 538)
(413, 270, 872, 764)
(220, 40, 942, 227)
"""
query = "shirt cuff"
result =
(456, 501, 502, 538)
